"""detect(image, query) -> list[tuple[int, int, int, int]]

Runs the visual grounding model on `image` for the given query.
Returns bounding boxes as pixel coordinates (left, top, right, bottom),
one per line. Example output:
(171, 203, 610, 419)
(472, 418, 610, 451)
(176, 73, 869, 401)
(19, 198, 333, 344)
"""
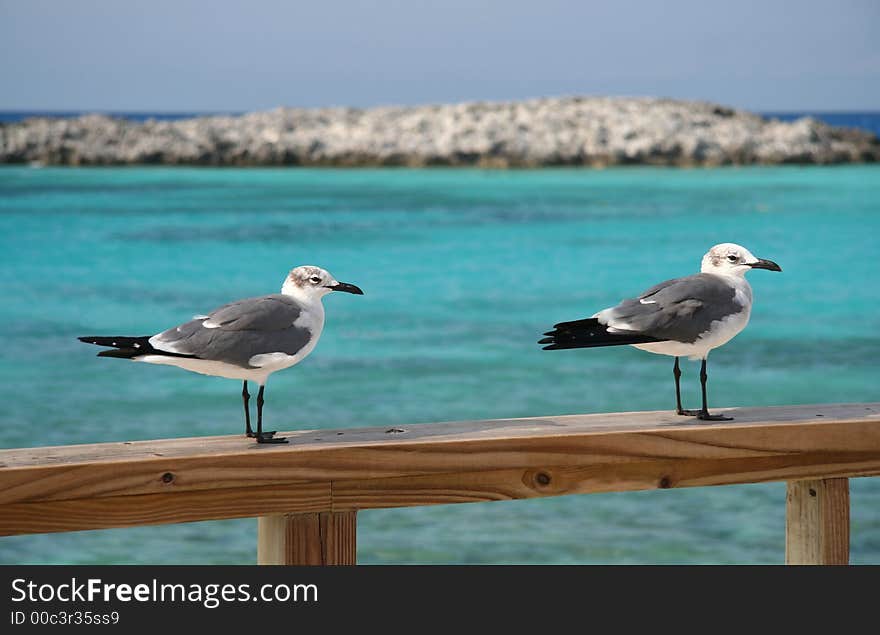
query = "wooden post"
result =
(785, 478, 849, 565)
(258, 511, 357, 565)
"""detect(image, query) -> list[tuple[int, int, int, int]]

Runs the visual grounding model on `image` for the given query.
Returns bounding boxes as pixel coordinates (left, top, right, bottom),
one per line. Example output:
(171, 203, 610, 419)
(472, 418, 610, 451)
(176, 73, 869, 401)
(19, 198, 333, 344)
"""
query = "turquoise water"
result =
(1, 165, 878, 564)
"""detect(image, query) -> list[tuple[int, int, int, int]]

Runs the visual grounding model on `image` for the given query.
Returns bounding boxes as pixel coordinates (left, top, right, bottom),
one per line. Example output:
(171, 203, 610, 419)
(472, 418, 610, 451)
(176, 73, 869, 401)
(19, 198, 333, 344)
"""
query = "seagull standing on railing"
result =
(80, 266, 363, 444)
(539, 243, 781, 420)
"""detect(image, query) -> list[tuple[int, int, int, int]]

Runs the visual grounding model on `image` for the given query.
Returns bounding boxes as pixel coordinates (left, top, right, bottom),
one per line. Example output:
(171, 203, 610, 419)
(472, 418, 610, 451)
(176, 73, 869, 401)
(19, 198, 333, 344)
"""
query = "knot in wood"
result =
(161, 472, 175, 484)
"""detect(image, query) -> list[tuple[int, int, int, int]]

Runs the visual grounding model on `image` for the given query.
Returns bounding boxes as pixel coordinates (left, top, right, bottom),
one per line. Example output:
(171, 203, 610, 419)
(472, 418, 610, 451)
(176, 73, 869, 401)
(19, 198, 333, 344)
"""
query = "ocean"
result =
(0, 111, 240, 123)
(0, 161, 879, 564)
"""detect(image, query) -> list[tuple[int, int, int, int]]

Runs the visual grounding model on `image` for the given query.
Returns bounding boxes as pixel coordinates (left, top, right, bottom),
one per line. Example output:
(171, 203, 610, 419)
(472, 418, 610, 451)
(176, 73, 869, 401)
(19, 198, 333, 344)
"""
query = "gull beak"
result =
(749, 258, 782, 272)
(327, 282, 364, 295)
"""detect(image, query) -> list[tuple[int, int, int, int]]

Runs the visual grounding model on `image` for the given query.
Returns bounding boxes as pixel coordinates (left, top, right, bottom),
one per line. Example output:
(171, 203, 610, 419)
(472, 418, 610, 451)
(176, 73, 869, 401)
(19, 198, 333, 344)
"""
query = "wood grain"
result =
(333, 454, 880, 511)
(0, 481, 330, 536)
(786, 478, 850, 565)
(258, 512, 356, 565)
(0, 403, 877, 536)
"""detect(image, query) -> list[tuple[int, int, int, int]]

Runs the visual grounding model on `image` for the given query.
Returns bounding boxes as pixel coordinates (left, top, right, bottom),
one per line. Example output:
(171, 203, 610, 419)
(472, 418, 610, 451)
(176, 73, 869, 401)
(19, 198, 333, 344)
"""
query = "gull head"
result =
(701, 243, 782, 277)
(282, 265, 364, 302)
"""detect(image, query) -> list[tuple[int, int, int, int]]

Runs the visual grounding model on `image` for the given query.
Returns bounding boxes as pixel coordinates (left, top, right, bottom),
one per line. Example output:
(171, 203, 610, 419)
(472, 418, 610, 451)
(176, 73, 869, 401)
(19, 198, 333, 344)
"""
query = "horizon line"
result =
(2, 106, 880, 116)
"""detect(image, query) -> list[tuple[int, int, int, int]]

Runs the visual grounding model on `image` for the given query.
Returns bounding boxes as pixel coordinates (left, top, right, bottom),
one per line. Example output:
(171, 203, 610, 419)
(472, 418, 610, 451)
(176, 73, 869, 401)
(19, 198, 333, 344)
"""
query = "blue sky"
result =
(1, 0, 878, 112)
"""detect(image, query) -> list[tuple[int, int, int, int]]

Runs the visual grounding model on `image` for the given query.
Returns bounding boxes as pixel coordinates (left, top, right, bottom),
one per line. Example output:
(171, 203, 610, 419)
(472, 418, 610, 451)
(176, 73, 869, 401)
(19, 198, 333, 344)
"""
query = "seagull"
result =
(79, 266, 363, 443)
(538, 243, 781, 420)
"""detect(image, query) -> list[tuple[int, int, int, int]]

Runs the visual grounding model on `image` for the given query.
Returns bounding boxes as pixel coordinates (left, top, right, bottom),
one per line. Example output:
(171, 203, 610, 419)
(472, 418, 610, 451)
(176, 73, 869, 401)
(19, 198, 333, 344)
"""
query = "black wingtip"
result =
(538, 337, 554, 344)
(551, 317, 601, 329)
(97, 349, 133, 358)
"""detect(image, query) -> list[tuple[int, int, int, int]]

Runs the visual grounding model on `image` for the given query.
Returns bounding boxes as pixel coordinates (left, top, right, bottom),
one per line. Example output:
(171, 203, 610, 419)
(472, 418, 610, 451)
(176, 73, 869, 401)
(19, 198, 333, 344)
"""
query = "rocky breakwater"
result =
(2, 97, 878, 166)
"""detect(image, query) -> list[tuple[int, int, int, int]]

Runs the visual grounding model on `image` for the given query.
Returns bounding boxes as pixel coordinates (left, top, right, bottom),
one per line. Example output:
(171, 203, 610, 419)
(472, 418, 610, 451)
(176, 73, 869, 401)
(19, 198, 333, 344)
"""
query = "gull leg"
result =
(243, 381, 255, 437)
(697, 358, 733, 421)
(255, 383, 287, 444)
(674, 357, 700, 416)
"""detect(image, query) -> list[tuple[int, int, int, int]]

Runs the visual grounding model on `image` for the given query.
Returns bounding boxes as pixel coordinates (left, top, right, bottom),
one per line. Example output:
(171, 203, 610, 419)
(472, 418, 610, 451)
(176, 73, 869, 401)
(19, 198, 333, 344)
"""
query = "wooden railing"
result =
(1, 403, 878, 564)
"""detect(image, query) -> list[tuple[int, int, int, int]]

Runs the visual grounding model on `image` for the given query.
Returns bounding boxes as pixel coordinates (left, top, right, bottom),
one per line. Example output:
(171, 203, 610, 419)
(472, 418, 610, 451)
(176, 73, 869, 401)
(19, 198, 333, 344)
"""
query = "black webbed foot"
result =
(255, 433, 288, 444)
(696, 411, 734, 421)
(247, 430, 276, 438)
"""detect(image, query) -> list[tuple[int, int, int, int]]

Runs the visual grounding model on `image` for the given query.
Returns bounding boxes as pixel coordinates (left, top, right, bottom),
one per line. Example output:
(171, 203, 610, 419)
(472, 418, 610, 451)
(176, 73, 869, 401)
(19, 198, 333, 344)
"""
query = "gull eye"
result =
(726, 254, 739, 263)
(309, 275, 322, 284)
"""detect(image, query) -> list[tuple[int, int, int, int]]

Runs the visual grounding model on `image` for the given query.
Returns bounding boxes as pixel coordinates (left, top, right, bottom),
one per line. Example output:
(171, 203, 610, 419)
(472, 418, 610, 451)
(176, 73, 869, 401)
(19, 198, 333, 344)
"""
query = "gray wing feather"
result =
(203, 295, 302, 331)
(150, 294, 312, 368)
(598, 274, 742, 343)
